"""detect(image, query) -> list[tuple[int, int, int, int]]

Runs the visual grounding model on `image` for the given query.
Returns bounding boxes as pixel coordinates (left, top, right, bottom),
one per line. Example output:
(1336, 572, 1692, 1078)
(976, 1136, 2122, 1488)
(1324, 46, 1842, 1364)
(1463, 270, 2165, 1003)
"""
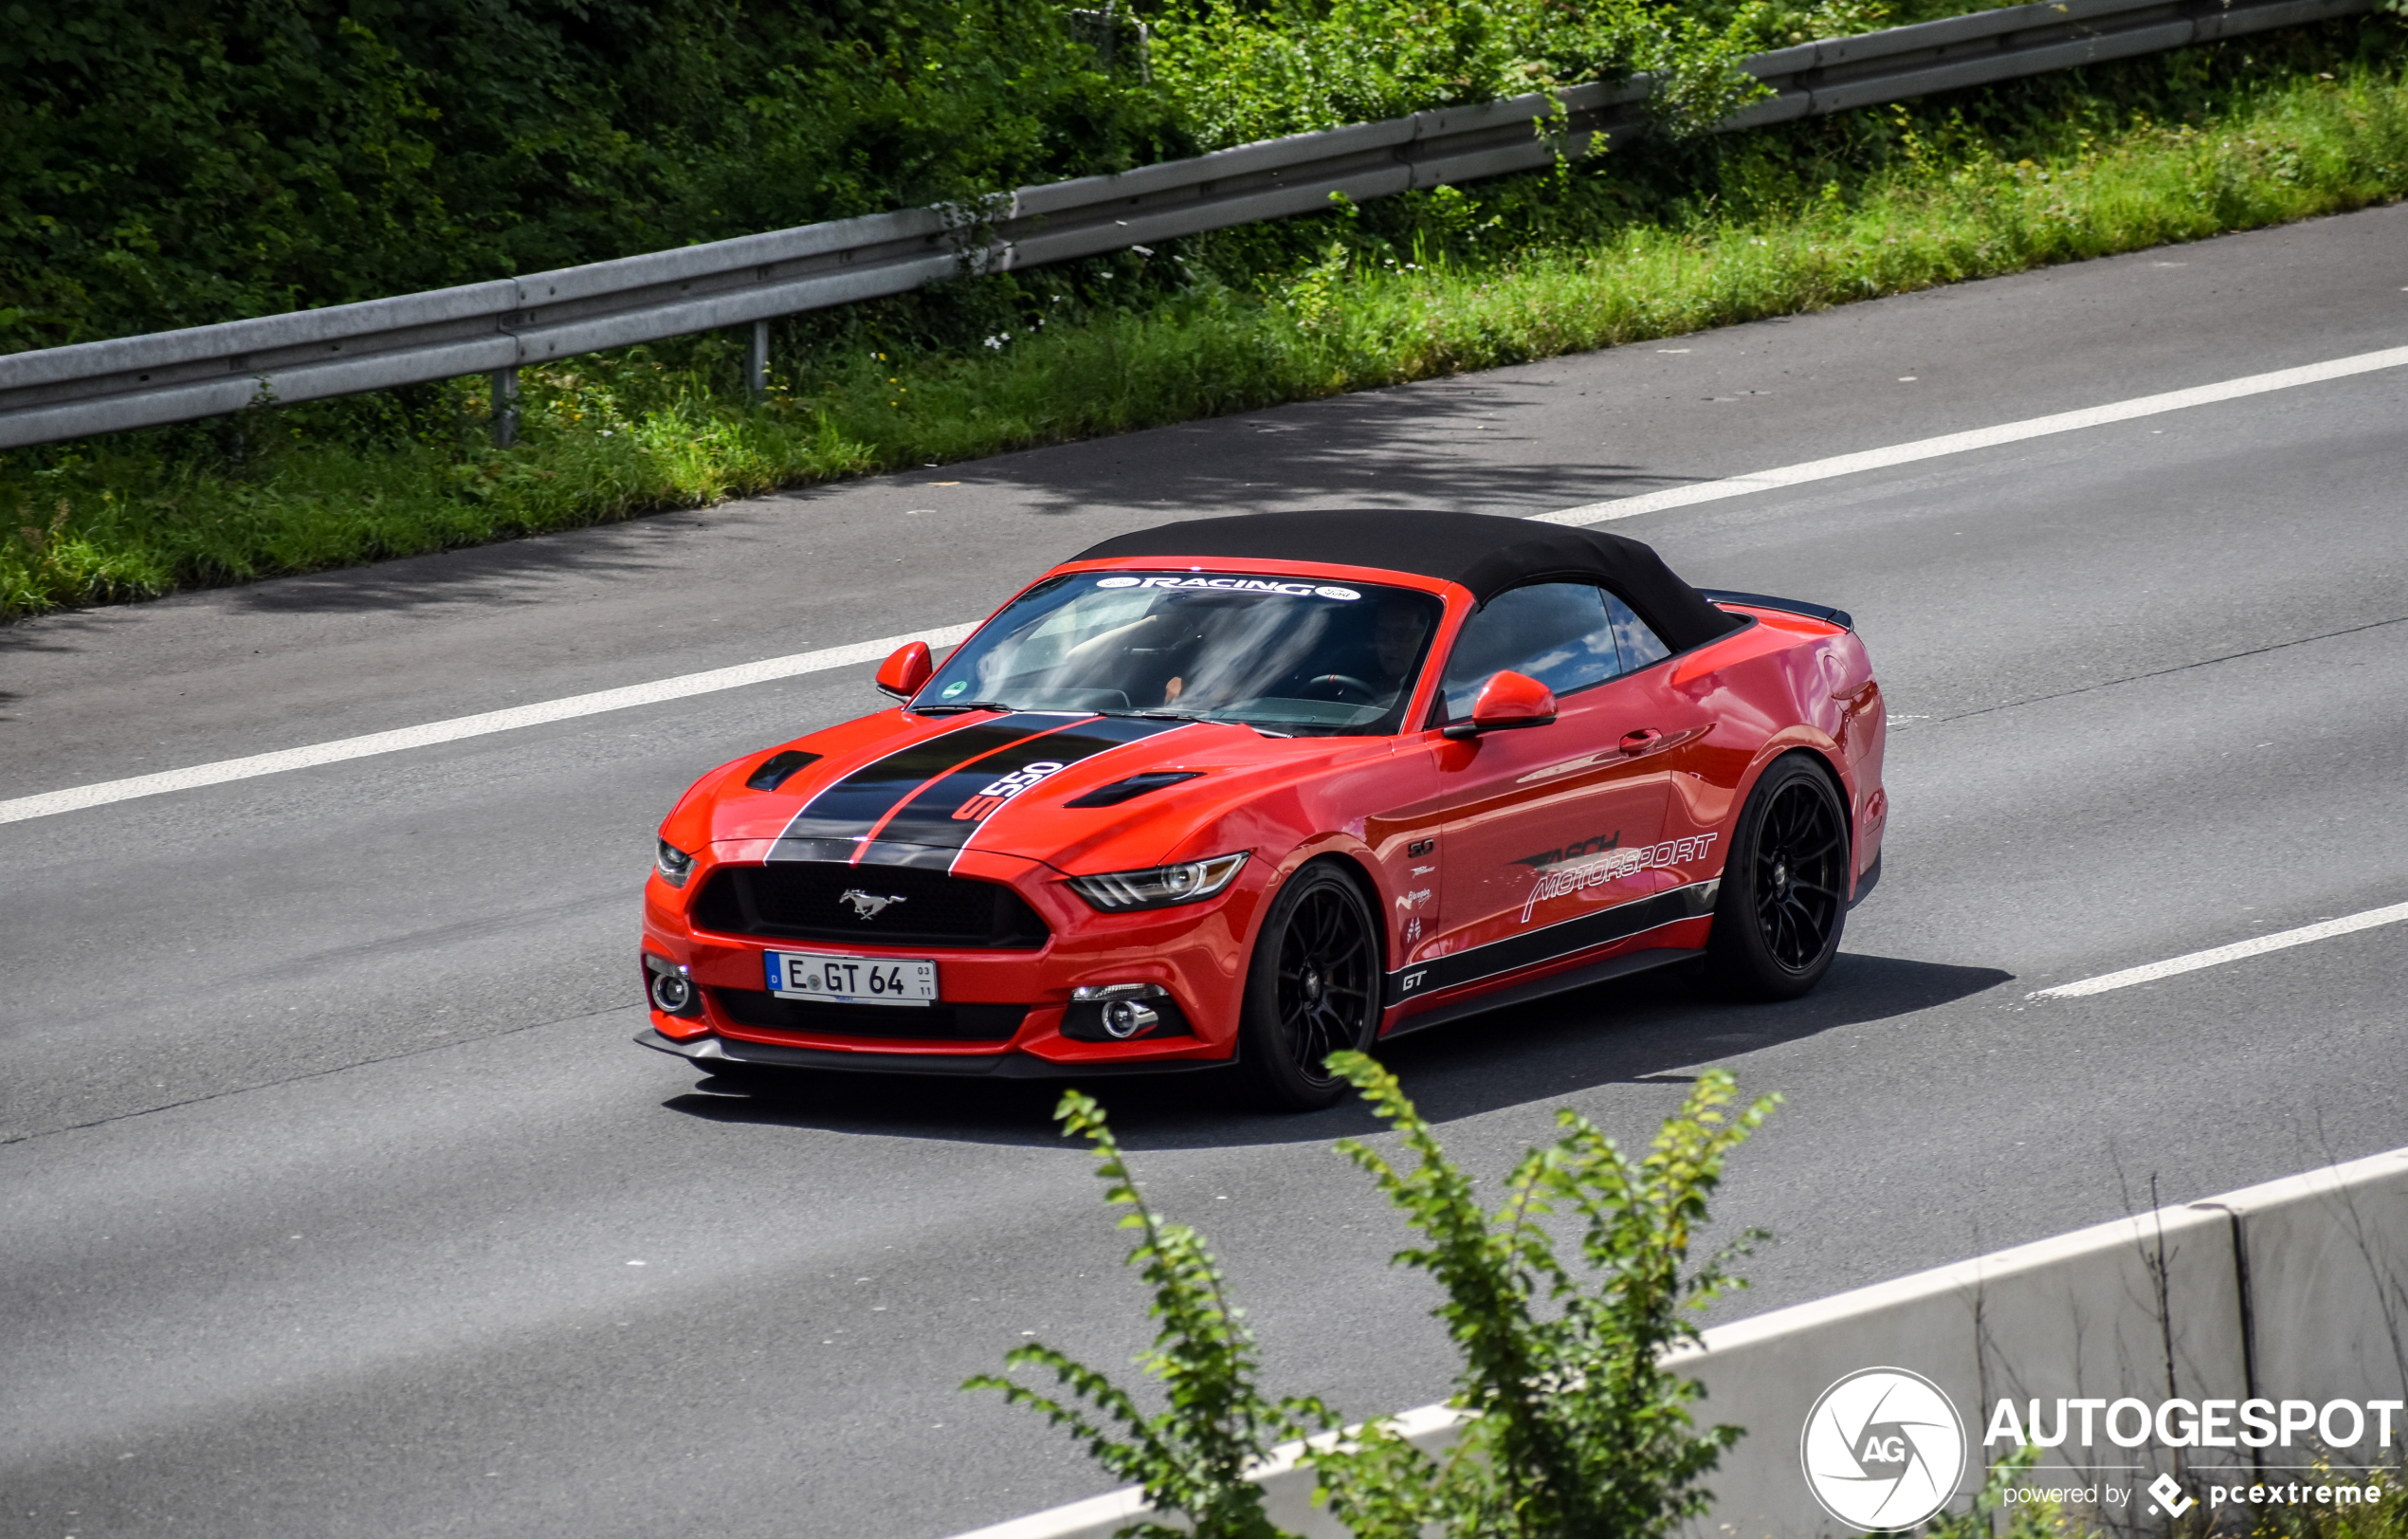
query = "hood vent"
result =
(746, 749, 823, 792)
(1064, 771, 1203, 809)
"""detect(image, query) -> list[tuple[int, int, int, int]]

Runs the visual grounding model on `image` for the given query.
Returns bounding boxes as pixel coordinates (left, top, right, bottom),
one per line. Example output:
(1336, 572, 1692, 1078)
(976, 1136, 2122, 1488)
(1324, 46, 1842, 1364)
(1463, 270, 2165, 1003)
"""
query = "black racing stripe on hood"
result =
(771, 714, 1083, 860)
(855, 716, 1194, 865)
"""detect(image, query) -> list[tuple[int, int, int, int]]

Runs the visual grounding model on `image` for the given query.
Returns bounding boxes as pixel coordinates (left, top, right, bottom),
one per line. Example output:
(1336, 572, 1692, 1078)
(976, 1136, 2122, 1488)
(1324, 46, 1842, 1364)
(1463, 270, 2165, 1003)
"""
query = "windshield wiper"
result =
(1098, 708, 1208, 722)
(916, 700, 1013, 715)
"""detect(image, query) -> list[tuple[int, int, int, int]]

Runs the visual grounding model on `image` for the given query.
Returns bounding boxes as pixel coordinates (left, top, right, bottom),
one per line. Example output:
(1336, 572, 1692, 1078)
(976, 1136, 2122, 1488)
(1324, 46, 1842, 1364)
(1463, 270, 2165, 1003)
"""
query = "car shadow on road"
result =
(658, 952, 2014, 1150)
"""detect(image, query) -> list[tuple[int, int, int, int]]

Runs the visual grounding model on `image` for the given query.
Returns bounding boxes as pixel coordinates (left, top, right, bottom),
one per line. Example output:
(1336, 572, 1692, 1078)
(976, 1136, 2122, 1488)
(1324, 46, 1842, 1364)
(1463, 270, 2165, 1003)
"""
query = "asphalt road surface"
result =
(5, 205, 2405, 1539)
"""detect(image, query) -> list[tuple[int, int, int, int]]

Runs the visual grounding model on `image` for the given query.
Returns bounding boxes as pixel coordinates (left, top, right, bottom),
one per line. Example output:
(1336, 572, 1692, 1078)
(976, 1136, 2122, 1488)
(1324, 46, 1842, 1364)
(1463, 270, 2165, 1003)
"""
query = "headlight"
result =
(655, 838, 696, 888)
(1067, 852, 1249, 912)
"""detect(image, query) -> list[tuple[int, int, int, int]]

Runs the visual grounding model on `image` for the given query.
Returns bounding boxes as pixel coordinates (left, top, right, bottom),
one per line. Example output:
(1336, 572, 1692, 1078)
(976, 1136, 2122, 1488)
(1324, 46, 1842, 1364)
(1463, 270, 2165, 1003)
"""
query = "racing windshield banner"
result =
(770, 713, 1193, 869)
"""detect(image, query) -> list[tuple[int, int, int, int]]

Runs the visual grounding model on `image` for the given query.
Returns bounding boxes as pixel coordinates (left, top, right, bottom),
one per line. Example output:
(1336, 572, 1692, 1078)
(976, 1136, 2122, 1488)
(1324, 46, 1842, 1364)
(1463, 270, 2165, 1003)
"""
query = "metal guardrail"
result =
(0, 0, 2372, 451)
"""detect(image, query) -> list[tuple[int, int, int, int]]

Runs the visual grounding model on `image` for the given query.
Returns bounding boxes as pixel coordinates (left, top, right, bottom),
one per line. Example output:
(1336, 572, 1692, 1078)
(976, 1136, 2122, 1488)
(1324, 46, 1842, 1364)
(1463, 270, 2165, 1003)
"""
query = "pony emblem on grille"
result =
(839, 889, 908, 920)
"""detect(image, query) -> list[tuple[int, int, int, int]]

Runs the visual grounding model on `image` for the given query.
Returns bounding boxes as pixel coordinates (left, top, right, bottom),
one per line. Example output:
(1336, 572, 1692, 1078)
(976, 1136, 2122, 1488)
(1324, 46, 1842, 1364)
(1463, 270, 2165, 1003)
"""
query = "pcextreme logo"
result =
(1801, 1367, 1968, 1531)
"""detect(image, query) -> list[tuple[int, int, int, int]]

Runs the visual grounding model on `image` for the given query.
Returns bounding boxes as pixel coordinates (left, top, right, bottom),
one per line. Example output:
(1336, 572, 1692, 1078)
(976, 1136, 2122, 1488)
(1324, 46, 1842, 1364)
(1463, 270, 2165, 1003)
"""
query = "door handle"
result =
(1619, 729, 1663, 756)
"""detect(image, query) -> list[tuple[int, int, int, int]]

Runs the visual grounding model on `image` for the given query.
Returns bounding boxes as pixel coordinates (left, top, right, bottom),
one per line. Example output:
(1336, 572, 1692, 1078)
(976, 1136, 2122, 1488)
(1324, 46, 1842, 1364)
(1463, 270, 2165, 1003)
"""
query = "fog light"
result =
(1067, 982, 1173, 1042)
(648, 967, 697, 1016)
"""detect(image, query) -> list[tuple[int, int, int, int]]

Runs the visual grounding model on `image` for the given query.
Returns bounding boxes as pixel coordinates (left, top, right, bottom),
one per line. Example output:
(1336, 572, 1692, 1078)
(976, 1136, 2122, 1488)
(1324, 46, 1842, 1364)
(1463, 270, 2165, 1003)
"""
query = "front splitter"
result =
(635, 1027, 1229, 1079)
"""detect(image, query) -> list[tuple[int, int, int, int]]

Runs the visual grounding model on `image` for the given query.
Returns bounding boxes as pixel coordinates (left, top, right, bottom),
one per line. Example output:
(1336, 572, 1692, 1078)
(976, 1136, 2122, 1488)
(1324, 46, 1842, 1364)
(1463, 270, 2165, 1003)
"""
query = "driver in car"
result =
(1286, 594, 1431, 708)
(1162, 592, 1432, 711)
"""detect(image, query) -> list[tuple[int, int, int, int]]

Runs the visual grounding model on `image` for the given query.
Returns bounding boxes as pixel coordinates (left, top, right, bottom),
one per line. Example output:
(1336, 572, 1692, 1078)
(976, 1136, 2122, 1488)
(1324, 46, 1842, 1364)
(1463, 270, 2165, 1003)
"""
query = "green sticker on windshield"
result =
(941, 680, 968, 699)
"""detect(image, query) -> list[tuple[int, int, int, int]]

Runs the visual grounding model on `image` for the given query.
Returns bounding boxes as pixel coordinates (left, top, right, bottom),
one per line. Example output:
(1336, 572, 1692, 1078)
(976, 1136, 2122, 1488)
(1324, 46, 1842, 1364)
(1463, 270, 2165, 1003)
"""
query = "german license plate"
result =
(765, 950, 938, 1006)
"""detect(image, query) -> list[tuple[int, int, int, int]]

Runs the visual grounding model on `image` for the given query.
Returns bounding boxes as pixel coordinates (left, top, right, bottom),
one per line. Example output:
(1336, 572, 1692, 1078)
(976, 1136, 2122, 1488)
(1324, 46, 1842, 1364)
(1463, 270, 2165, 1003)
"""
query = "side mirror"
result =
(875, 641, 934, 701)
(1442, 669, 1558, 740)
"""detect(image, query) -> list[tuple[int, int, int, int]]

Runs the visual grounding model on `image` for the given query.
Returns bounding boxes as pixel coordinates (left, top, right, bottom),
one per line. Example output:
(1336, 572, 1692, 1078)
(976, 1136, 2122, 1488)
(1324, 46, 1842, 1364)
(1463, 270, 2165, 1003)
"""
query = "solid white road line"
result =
(2025, 900, 2408, 999)
(1537, 343, 2408, 525)
(7, 341, 2408, 825)
(0, 624, 977, 826)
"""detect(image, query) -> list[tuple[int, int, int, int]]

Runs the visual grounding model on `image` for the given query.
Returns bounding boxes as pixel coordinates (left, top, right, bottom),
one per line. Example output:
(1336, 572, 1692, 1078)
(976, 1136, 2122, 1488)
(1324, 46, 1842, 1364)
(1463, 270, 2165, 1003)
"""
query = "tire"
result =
(1238, 861, 1381, 1111)
(1703, 754, 1851, 1000)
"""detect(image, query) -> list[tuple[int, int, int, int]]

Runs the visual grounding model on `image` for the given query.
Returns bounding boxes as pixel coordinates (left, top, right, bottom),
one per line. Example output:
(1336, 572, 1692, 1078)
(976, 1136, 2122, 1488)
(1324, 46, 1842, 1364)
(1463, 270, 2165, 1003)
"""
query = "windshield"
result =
(915, 571, 1445, 735)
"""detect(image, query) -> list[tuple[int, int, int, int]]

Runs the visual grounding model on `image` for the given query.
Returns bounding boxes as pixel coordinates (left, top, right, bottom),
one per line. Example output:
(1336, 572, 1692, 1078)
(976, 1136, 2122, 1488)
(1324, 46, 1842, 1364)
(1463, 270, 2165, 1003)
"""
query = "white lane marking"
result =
(1536, 343, 2408, 525)
(0, 624, 977, 826)
(9, 341, 2408, 825)
(2026, 901, 2408, 999)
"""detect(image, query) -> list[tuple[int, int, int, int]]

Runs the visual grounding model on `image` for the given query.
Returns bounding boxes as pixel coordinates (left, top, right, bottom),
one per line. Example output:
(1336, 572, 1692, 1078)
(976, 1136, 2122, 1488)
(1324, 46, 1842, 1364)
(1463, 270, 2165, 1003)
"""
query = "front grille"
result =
(691, 863, 1049, 949)
(709, 987, 1026, 1042)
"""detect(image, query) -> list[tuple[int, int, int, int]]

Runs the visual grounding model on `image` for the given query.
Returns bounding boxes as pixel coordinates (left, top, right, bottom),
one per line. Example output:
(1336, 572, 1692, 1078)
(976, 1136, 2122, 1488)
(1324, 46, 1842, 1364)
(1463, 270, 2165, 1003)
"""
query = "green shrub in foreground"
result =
(970, 1059, 1777, 1539)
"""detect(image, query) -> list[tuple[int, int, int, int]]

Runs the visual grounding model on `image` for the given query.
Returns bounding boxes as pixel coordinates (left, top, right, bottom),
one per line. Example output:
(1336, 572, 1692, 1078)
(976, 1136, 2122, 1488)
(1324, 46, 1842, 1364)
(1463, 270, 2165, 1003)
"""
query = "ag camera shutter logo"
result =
(1801, 1367, 1967, 1530)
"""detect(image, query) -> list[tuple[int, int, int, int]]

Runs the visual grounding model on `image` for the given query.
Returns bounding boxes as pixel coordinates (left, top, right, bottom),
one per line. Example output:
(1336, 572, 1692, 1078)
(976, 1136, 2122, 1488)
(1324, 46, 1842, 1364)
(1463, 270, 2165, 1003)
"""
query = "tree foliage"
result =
(0, 0, 1829, 356)
(0, 0, 1186, 352)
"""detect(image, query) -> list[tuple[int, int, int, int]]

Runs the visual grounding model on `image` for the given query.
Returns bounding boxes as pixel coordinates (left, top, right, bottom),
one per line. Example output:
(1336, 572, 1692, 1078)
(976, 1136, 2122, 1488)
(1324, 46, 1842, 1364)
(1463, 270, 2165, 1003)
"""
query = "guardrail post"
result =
(748, 321, 771, 400)
(489, 368, 519, 448)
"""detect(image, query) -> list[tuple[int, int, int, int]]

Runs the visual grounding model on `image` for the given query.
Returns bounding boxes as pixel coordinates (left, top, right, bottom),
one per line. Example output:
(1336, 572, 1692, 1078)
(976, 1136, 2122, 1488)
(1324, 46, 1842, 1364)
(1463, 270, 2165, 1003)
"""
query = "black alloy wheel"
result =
(1239, 861, 1379, 1110)
(1704, 755, 1850, 999)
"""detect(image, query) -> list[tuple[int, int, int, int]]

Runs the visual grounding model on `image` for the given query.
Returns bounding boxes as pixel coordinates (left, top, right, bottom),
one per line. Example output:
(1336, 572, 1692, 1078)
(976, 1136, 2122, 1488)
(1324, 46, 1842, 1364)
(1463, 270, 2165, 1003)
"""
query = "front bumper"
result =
(640, 849, 1266, 1070)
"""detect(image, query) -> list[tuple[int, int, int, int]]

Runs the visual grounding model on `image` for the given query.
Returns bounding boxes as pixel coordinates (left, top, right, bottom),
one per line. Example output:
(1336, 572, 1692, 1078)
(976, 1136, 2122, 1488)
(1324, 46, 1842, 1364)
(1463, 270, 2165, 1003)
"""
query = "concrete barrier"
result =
(947, 1147, 2408, 1539)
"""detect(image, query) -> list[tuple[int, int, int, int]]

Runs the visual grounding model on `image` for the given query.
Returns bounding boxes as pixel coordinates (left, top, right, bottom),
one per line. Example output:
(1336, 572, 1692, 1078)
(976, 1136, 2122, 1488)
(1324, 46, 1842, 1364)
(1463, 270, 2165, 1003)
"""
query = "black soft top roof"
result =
(1073, 509, 1743, 652)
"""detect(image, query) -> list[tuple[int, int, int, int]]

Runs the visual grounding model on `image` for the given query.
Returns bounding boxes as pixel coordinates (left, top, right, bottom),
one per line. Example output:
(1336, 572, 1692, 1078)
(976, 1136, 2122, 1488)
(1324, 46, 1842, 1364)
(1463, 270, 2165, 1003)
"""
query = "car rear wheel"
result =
(1704, 754, 1850, 999)
(1239, 861, 1379, 1111)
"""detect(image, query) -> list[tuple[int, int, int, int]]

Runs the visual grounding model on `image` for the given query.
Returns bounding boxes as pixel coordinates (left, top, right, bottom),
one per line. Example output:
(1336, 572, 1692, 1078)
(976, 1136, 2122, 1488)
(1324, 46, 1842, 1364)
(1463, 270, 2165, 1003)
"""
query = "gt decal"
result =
(1514, 830, 1621, 870)
(1518, 834, 1719, 924)
(953, 760, 1067, 821)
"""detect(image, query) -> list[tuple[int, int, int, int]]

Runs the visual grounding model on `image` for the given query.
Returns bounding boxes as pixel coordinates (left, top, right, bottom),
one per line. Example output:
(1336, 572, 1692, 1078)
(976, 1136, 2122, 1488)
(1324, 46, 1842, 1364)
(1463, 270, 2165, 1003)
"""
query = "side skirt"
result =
(1382, 877, 1719, 1008)
(1377, 943, 1702, 1041)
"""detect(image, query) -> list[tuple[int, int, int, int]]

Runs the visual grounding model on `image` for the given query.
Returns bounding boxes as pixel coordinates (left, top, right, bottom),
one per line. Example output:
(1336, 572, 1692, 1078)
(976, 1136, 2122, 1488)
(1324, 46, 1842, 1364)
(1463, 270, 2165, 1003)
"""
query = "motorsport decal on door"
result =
(770, 713, 1194, 868)
(1519, 834, 1719, 923)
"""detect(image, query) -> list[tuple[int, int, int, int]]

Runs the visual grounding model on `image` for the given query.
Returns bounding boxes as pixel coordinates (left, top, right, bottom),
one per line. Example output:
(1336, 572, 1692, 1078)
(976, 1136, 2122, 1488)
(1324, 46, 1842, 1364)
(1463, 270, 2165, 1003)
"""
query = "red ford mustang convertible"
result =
(639, 510, 1888, 1109)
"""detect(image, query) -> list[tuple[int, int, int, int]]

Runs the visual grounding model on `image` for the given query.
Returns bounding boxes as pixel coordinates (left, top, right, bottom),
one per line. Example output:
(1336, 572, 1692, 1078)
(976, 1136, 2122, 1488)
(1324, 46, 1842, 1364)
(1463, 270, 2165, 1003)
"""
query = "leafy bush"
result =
(969, 1060, 1779, 1539)
(1308, 1054, 1777, 1539)
(964, 1088, 1332, 1539)
(1146, 0, 1778, 148)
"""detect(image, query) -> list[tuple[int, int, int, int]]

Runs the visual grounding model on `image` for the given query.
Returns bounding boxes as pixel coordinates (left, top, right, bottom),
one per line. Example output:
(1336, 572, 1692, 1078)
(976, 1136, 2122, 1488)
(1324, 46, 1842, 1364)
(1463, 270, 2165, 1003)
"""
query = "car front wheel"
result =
(1238, 860, 1379, 1111)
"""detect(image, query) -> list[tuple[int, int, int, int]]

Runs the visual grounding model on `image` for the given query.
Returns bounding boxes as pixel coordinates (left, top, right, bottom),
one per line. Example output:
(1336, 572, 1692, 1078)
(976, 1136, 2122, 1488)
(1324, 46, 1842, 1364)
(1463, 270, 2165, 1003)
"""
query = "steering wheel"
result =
(1300, 673, 1380, 705)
